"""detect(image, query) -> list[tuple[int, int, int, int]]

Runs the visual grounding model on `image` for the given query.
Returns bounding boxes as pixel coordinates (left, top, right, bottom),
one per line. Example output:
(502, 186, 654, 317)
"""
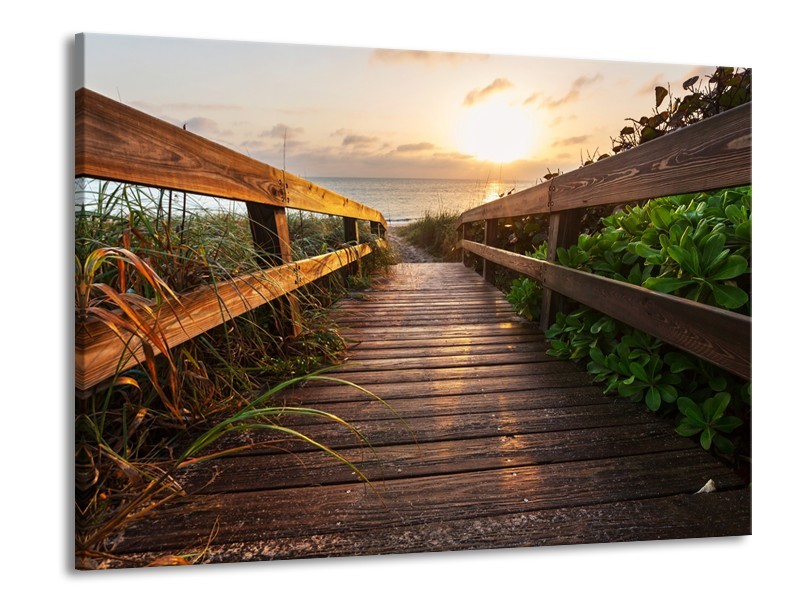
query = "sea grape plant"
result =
(506, 187, 751, 458)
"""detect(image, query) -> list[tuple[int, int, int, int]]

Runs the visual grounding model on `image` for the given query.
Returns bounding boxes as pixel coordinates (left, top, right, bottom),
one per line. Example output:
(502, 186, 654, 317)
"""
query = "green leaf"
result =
(588, 346, 605, 365)
(715, 415, 744, 433)
(629, 361, 649, 382)
(665, 352, 696, 373)
(700, 427, 714, 450)
(709, 376, 728, 392)
(645, 387, 661, 411)
(683, 76, 699, 90)
(678, 397, 705, 426)
(710, 255, 748, 281)
(712, 433, 735, 454)
(711, 283, 749, 309)
(705, 392, 731, 422)
(676, 422, 703, 437)
(655, 86, 669, 108)
(650, 206, 672, 230)
(643, 277, 692, 293)
(658, 384, 678, 404)
(700, 232, 726, 270)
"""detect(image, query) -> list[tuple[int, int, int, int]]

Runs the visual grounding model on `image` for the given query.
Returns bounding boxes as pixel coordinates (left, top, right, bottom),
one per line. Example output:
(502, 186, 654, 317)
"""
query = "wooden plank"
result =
(305, 358, 579, 387)
(457, 181, 550, 226)
(343, 339, 549, 360)
(458, 241, 751, 378)
(292, 386, 615, 421)
(274, 371, 596, 404)
(336, 349, 557, 372)
(75, 242, 380, 390)
(459, 239, 543, 280)
(540, 208, 583, 329)
(551, 103, 751, 210)
(345, 333, 545, 352)
(111, 449, 746, 553)
(339, 322, 534, 340)
(246, 203, 301, 337)
(482, 218, 499, 284)
(162, 490, 750, 563)
(75, 88, 387, 228)
(178, 421, 695, 493)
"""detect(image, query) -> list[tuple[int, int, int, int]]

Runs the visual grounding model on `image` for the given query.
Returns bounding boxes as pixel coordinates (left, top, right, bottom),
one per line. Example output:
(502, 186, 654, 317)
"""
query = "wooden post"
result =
(539, 208, 583, 331)
(370, 221, 383, 239)
(246, 202, 302, 337)
(482, 218, 499, 286)
(343, 217, 361, 278)
(457, 224, 464, 265)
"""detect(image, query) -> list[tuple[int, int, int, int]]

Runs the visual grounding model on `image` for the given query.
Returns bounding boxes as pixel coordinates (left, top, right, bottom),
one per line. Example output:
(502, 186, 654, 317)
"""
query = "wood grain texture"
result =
(75, 242, 381, 390)
(109, 489, 750, 564)
(457, 180, 550, 226)
(550, 103, 751, 210)
(75, 88, 387, 227)
(459, 241, 750, 378)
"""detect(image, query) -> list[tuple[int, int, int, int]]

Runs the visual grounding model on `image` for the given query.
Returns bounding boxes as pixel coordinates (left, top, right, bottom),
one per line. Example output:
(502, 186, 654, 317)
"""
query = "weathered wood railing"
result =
(75, 88, 387, 390)
(456, 103, 751, 379)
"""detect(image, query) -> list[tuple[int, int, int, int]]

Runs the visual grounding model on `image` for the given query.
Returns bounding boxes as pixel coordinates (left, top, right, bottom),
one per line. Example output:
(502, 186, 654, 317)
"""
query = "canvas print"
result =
(75, 33, 751, 570)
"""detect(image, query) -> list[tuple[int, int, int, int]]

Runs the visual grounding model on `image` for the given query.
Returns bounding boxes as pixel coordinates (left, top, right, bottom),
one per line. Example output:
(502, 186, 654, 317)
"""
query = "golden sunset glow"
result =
(456, 99, 537, 163)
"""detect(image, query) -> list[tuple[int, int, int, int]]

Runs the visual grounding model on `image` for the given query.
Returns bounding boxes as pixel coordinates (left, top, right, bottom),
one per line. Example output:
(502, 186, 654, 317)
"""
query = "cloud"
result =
(552, 135, 590, 147)
(523, 92, 541, 106)
(342, 134, 379, 147)
(183, 116, 220, 136)
(370, 49, 489, 64)
(542, 74, 603, 109)
(636, 72, 666, 95)
(396, 142, 435, 153)
(260, 123, 305, 139)
(163, 102, 241, 111)
(463, 78, 513, 106)
(433, 151, 473, 160)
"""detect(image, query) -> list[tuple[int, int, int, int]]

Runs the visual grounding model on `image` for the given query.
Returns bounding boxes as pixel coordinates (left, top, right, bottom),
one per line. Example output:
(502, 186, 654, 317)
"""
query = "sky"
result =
(81, 33, 715, 182)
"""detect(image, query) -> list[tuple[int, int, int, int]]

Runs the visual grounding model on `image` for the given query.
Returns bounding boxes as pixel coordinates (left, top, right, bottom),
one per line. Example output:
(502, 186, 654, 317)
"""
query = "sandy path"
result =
(385, 226, 437, 263)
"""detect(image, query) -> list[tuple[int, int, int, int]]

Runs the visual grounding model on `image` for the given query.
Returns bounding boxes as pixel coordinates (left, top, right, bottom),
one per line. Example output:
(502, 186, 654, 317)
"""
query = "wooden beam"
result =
(482, 219, 499, 285)
(75, 241, 385, 390)
(540, 209, 583, 330)
(457, 181, 549, 227)
(460, 240, 543, 280)
(551, 104, 751, 211)
(343, 217, 361, 278)
(246, 203, 301, 336)
(75, 88, 387, 228)
(459, 240, 750, 379)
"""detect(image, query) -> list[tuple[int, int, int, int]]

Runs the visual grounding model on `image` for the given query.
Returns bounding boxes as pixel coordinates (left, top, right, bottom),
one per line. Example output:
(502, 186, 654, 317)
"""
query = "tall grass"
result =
(395, 208, 461, 261)
(75, 179, 394, 567)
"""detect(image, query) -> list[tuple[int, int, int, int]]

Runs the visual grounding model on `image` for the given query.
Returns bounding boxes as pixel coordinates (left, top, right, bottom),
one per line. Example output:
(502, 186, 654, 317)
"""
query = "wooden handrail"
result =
(457, 103, 752, 379)
(75, 88, 388, 390)
(76, 88, 387, 229)
(76, 243, 381, 390)
(460, 240, 751, 379)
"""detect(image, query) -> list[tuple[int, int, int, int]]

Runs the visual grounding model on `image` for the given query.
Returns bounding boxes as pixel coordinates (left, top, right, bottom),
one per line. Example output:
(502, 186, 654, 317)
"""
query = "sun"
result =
(456, 99, 537, 163)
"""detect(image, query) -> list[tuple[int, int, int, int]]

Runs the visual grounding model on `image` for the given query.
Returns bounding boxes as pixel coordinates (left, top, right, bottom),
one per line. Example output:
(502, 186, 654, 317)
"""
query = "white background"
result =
(1, 1, 794, 597)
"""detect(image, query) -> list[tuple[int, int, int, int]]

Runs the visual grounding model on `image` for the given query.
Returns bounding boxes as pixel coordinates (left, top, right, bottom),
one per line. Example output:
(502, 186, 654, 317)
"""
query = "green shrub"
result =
(507, 187, 751, 462)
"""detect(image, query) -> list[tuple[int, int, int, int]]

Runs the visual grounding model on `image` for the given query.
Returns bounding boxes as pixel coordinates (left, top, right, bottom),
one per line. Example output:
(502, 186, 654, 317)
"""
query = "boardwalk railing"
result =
(456, 103, 751, 379)
(75, 88, 387, 390)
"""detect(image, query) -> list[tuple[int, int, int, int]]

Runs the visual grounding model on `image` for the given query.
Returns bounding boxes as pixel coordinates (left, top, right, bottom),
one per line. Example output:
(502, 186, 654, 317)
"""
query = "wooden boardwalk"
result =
(111, 263, 750, 563)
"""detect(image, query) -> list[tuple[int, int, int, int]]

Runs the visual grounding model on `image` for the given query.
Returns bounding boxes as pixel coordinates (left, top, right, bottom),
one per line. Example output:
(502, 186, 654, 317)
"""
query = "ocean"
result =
(308, 177, 536, 223)
(75, 177, 537, 224)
